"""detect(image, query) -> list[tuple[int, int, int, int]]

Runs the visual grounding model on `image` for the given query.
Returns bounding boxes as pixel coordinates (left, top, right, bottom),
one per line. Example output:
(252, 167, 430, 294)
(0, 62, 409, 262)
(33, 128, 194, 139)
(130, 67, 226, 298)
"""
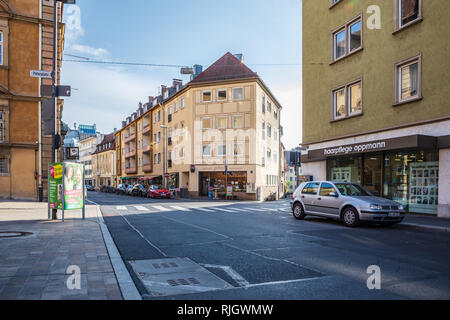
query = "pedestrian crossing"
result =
(115, 204, 287, 215)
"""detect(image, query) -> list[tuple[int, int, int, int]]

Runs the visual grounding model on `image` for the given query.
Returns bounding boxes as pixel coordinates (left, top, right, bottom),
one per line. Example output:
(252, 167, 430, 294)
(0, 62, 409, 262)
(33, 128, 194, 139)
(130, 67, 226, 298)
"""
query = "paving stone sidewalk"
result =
(0, 201, 123, 300)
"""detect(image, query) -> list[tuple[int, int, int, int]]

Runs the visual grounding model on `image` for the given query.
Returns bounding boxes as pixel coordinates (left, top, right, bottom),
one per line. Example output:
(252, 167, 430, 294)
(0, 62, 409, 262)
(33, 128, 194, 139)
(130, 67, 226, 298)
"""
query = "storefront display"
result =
(408, 161, 439, 214)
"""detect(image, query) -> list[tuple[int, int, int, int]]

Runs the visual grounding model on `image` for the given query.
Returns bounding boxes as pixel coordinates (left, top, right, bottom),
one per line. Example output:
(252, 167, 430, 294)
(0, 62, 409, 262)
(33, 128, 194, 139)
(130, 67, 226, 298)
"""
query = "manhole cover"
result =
(0, 231, 33, 239)
(129, 258, 232, 297)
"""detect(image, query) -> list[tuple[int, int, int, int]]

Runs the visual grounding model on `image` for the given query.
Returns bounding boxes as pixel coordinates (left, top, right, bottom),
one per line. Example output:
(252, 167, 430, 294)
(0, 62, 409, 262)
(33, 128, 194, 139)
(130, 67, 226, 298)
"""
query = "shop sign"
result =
(324, 141, 387, 156)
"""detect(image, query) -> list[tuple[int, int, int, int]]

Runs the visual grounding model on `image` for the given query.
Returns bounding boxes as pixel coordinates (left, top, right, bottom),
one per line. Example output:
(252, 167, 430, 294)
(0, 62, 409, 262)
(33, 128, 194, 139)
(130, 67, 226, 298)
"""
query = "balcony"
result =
(125, 150, 136, 158)
(143, 163, 152, 172)
(143, 125, 151, 135)
(124, 133, 136, 143)
(125, 167, 137, 174)
(142, 144, 151, 153)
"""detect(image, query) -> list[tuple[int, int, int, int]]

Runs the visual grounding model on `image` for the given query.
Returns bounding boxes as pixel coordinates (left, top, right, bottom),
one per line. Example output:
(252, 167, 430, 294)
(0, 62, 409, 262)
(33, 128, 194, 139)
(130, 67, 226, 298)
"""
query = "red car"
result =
(147, 185, 171, 199)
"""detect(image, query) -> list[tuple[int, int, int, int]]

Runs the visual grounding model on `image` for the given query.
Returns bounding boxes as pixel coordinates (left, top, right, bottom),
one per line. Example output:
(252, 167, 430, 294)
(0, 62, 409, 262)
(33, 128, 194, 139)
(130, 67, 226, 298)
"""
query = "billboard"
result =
(63, 162, 85, 210)
(48, 163, 63, 209)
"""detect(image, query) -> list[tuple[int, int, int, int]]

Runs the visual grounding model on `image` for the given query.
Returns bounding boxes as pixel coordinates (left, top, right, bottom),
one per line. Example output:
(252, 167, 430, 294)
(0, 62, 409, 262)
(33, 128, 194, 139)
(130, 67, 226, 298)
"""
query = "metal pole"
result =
(48, 163, 50, 220)
(62, 162, 65, 222)
(82, 164, 85, 220)
(51, 0, 58, 220)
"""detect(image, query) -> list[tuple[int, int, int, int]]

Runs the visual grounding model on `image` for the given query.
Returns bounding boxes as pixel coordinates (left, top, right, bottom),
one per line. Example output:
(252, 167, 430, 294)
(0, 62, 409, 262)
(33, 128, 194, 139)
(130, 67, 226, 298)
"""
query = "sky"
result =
(61, 0, 302, 150)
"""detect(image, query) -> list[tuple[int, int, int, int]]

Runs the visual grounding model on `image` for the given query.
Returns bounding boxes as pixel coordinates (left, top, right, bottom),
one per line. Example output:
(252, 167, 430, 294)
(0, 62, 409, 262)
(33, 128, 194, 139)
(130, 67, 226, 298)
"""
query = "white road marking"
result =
(170, 206, 191, 212)
(134, 206, 147, 211)
(262, 207, 279, 211)
(116, 206, 128, 210)
(229, 208, 247, 212)
(201, 264, 250, 287)
(152, 206, 170, 212)
(245, 207, 266, 212)
(192, 207, 215, 212)
(214, 207, 237, 213)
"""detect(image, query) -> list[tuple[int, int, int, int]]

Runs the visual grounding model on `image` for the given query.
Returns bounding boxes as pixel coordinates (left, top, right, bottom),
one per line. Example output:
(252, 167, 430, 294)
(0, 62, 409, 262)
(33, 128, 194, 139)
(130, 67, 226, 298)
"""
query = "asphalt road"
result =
(88, 191, 450, 300)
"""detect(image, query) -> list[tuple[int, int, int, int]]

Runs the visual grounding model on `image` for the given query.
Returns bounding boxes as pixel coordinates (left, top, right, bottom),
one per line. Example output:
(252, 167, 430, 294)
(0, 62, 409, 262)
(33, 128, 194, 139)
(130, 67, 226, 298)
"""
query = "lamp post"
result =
(160, 125, 168, 189)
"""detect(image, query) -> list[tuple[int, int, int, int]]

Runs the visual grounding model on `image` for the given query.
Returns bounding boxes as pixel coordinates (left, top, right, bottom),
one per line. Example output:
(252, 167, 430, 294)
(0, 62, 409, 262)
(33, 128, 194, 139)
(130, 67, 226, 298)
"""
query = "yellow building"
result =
(301, 0, 450, 216)
(115, 53, 283, 200)
(0, 0, 65, 200)
(92, 133, 116, 189)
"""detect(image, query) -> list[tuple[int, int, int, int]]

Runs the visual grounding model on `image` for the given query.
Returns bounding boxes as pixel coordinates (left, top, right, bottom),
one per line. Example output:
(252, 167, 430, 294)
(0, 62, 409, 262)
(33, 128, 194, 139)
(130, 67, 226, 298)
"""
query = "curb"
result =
(94, 205, 142, 300)
(398, 222, 450, 233)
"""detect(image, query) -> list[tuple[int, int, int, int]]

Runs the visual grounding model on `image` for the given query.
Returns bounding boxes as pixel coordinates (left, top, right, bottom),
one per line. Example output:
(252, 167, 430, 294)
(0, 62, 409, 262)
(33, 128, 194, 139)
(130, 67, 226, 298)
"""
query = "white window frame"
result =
(217, 144, 227, 157)
(217, 89, 227, 102)
(395, 54, 422, 104)
(232, 87, 244, 101)
(174, 102, 179, 112)
(181, 97, 185, 109)
(267, 124, 272, 138)
(202, 144, 212, 157)
(233, 142, 244, 156)
(202, 90, 212, 103)
(216, 116, 227, 129)
(332, 15, 363, 63)
(232, 115, 244, 129)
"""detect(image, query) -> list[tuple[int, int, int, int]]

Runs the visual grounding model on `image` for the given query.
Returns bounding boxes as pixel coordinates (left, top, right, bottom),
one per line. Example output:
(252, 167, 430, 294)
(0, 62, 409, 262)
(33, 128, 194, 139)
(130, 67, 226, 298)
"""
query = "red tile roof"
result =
(188, 52, 258, 85)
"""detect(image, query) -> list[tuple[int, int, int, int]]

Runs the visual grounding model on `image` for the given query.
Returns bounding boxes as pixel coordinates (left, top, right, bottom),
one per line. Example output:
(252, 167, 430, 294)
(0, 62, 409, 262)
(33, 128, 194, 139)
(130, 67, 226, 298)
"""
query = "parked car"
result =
(291, 181, 405, 227)
(116, 184, 128, 195)
(147, 185, 171, 199)
(86, 185, 95, 192)
(125, 185, 135, 196)
(131, 184, 147, 197)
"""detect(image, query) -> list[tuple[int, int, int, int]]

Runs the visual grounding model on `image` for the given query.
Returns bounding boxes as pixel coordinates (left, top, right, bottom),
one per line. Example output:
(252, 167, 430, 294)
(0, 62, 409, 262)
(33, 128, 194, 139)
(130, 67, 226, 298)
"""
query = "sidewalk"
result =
(0, 201, 123, 300)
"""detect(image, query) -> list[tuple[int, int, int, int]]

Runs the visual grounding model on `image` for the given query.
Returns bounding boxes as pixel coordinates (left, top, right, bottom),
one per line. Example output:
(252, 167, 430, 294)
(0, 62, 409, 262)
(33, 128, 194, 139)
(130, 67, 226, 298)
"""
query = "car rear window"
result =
(302, 182, 320, 195)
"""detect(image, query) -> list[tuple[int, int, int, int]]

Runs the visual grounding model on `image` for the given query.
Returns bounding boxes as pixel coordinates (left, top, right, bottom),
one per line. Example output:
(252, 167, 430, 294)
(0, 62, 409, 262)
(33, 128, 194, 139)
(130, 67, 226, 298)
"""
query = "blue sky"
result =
(61, 0, 302, 149)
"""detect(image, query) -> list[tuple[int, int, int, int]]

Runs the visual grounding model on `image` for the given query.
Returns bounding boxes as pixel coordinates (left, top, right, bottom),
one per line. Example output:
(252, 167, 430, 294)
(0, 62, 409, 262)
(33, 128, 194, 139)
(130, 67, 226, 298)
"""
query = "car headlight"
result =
(370, 204, 382, 210)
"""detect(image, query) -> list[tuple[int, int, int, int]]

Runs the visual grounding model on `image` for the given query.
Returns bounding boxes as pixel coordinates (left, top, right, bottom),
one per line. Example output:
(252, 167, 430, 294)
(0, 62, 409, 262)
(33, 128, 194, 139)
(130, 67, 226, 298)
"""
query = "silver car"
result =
(290, 181, 405, 227)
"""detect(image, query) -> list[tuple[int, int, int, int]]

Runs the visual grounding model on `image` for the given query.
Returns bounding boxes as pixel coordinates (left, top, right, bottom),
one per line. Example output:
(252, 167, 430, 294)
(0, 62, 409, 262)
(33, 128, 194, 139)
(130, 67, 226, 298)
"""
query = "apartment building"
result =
(78, 133, 103, 187)
(301, 0, 450, 216)
(115, 52, 283, 200)
(92, 133, 116, 188)
(0, 0, 65, 200)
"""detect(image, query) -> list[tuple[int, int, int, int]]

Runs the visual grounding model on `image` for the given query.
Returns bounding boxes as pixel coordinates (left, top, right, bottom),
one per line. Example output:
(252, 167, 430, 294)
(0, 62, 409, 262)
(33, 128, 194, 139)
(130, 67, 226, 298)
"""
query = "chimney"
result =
(148, 96, 154, 103)
(113, 128, 117, 133)
(173, 79, 182, 90)
(139, 102, 143, 109)
(74, 122, 77, 130)
(161, 85, 168, 95)
(122, 121, 127, 128)
(233, 54, 244, 63)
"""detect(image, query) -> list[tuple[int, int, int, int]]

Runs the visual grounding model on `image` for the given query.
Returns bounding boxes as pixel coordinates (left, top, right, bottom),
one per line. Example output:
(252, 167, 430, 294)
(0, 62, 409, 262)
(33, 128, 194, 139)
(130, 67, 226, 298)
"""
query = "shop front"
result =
(199, 171, 248, 199)
(303, 135, 442, 215)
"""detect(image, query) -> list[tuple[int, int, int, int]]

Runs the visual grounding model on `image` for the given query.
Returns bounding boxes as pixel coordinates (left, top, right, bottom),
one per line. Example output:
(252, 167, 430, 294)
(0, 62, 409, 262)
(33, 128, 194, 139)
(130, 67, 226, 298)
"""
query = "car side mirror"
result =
(329, 192, 338, 197)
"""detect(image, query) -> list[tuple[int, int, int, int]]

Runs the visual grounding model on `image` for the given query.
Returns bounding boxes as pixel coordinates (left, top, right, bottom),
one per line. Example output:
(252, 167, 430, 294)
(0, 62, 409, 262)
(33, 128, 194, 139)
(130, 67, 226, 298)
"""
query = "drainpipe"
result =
(38, 0, 43, 201)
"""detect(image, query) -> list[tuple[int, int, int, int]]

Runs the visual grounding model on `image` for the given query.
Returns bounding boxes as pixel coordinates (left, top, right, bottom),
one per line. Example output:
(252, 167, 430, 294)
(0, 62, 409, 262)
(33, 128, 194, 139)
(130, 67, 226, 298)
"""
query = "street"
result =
(88, 192, 450, 300)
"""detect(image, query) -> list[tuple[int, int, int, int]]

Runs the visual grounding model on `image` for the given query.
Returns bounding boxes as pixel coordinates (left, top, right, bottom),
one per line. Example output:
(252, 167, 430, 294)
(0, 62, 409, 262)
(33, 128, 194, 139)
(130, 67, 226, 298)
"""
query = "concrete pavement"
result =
(0, 201, 123, 300)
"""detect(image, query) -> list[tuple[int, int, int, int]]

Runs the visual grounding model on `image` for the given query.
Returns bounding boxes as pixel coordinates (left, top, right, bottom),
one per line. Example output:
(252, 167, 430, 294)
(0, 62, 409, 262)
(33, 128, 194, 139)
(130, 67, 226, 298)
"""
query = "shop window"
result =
(327, 156, 361, 184)
(395, 54, 422, 105)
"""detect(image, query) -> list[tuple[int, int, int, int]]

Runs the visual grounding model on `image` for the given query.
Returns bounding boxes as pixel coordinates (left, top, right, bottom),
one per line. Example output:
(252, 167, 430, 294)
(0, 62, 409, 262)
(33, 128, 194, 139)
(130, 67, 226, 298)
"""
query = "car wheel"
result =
(293, 203, 306, 220)
(342, 207, 360, 227)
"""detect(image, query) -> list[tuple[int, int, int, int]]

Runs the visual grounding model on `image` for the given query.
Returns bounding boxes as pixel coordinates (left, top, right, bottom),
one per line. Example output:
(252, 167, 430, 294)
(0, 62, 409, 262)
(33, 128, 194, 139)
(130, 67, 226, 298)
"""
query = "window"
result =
(332, 16, 362, 62)
(332, 80, 362, 120)
(0, 156, 8, 174)
(157, 132, 161, 142)
(174, 102, 178, 112)
(153, 133, 157, 143)
(274, 109, 278, 119)
(180, 121, 185, 136)
(261, 122, 265, 140)
(267, 101, 271, 113)
(233, 87, 243, 100)
(232, 115, 244, 129)
(217, 116, 227, 129)
(217, 89, 227, 101)
(320, 183, 338, 196)
(302, 182, 320, 195)
(267, 124, 272, 138)
(262, 147, 265, 166)
(395, 54, 422, 104)
(274, 129, 278, 141)
(217, 144, 227, 156)
(158, 110, 161, 122)
(262, 96, 266, 113)
(179, 147, 184, 159)
(202, 91, 212, 102)
(0, 111, 3, 142)
(202, 117, 212, 129)
(267, 148, 271, 159)
(395, 0, 422, 31)
(174, 124, 178, 137)
(202, 144, 211, 157)
(233, 142, 244, 156)
(154, 154, 157, 164)
(158, 153, 161, 164)
(153, 114, 157, 123)
(181, 98, 185, 109)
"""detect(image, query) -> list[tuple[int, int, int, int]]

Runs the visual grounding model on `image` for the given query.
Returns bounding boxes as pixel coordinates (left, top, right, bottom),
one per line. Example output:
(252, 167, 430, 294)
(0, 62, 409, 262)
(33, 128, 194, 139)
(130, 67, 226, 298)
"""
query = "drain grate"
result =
(166, 278, 200, 287)
(0, 231, 33, 239)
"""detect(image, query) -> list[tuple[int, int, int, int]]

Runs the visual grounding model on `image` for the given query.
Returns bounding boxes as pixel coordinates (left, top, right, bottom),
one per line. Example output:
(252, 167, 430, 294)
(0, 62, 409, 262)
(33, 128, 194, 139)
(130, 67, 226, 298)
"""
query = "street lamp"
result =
(160, 125, 168, 189)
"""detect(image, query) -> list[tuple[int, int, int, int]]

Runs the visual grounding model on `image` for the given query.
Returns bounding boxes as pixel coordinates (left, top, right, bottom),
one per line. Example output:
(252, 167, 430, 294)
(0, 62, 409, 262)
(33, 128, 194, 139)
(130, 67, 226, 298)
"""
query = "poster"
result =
(331, 167, 352, 182)
(64, 162, 85, 210)
(49, 163, 63, 209)
(408, 161, 438, 215)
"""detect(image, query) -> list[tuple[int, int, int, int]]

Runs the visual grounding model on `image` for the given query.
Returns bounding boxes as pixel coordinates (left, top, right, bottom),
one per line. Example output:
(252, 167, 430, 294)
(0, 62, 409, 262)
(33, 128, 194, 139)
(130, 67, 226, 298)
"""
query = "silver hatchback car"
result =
(291, 181, 406, 227)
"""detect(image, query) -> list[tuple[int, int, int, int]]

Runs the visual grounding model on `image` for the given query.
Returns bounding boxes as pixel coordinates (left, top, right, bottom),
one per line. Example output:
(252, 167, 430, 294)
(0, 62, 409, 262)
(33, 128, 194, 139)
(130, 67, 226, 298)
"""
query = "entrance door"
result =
(363, 154, 382, 196)
(200, 173, 209, 196)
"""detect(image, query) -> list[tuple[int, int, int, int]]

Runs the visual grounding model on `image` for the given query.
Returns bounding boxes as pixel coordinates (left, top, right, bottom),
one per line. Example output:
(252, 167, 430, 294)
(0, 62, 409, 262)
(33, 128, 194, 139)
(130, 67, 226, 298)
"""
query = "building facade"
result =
(92, 133, 116, 189)
(115, 53, 283, 200)
(0, 0, 65, 200)
(301, 0, 450, 217)
(78, 133, 103, 187)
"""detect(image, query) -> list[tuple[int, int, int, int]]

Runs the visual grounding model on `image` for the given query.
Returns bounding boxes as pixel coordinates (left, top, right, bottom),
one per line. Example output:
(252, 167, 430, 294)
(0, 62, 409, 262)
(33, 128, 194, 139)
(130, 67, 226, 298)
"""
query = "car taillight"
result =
(291, 194, 294, 200)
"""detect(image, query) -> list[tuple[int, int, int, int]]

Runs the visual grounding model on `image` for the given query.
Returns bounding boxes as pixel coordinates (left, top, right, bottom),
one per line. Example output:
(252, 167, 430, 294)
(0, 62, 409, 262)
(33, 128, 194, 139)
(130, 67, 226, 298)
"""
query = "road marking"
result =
(214, 207, 237, 213)
(245, 207, 265, 212)
(170, 206, 191, 212)
(134, 206, 148, 211)
(201, 264, 250, 287)
(262, 207, 279, 211)
(116, 206, 128, 210)
(229, 208, 247, 212)
(152, 206, 170, 212)
(192, 207, 215, 212)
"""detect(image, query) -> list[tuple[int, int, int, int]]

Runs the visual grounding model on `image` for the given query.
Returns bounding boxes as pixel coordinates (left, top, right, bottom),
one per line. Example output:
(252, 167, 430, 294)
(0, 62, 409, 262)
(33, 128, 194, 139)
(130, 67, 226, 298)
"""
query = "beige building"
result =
(115, 53, 283, 200)
(78, 133, 103, 187)
(301, 0, 450, 217)
(92, 133, 116, 189)
(0, 0, 65, 200)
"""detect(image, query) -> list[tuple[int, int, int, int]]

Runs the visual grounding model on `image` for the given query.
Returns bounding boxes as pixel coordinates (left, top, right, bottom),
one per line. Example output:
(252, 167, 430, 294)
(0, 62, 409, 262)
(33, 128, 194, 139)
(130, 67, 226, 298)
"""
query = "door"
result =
(363, 154, 382, 196)
(300, 182, 320, 213)
(316, 182, 341, 216)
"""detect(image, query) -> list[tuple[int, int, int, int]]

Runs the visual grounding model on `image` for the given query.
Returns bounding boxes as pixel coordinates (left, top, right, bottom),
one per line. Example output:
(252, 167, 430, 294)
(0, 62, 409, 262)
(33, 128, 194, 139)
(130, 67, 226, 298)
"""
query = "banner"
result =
(49, 163, 63, 209)
(64, 162, 85, 210)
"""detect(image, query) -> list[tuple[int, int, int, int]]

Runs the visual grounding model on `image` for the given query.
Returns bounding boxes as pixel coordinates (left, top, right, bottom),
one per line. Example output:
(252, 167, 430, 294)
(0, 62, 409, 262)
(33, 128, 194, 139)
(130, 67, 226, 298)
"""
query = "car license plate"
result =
(389, 212, 400, 217)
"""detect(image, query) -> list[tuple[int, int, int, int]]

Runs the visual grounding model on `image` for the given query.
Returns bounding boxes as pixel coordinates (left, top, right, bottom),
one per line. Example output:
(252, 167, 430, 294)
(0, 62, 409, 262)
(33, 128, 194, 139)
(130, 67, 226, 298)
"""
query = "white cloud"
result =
(70, 44, 109, 58)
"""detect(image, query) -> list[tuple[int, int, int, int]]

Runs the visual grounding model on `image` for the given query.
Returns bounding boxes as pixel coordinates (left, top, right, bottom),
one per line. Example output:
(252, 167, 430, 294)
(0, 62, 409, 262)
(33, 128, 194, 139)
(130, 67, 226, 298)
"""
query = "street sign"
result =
(30, 70, 52, 79)
(56, 85, 71, 97)
(66, 147, 79, 160)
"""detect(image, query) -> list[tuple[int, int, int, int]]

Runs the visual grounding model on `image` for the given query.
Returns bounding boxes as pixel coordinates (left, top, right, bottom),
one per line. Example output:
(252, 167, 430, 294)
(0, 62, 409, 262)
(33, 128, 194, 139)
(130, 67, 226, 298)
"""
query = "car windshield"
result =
(335, 183, 372, 196)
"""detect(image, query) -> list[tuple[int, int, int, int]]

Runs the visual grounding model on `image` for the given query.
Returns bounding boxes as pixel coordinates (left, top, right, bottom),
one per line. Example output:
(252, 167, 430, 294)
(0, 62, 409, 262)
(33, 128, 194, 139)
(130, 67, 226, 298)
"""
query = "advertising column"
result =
(63, 162, 86, 221)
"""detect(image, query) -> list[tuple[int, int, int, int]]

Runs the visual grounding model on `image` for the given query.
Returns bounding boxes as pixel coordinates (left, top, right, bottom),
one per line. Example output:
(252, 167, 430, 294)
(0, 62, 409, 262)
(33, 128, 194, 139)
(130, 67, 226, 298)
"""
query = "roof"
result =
(188, 52, 258, 85)
(93, 133, 115, 155)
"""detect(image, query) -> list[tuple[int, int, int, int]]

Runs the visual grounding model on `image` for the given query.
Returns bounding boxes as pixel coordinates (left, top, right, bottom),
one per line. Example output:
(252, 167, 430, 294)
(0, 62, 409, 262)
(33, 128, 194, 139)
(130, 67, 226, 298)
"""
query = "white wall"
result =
(300, 161, 327, 181)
